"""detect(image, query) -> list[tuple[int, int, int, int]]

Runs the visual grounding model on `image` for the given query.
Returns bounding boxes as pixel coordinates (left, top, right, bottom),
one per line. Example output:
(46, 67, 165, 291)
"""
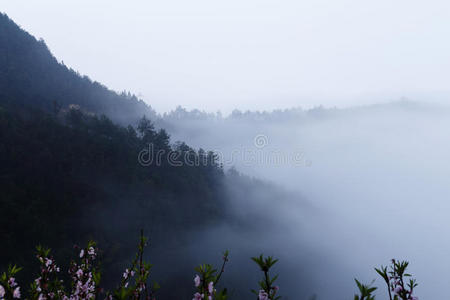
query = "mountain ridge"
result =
(0, 12, 156, 125)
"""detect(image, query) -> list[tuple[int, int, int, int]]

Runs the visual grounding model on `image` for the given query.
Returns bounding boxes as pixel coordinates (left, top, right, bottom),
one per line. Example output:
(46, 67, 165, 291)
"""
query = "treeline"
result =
(158, 101, 425, 125)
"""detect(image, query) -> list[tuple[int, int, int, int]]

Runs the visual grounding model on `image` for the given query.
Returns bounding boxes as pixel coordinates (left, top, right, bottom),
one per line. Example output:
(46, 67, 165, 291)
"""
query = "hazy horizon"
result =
(3, 0, 450, 113)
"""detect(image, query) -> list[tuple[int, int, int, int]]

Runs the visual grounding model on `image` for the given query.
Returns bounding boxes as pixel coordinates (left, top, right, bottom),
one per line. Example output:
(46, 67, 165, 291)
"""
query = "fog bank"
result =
(157, 101, 450, 299)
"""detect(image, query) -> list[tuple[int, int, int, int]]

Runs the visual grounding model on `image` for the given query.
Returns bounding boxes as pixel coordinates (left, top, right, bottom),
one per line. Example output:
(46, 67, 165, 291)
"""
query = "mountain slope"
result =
(0, 13, 227, 292)
(0, 13, 155, 125)
(0, 14, 310, 299)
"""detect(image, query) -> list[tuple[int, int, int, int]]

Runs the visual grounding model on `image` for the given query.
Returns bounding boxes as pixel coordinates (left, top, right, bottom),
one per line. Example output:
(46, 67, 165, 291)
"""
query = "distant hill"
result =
(0, 13, 156, 125)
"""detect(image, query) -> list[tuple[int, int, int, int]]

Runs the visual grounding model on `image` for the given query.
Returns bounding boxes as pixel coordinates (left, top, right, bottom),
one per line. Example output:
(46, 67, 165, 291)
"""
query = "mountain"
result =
(0, 13, 309, 299)
(0, 13, 156, 125)
(0, 12, 228, 293)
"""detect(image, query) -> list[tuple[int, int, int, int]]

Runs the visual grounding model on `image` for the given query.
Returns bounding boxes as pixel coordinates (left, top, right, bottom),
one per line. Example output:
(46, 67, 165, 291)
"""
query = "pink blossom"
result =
(130, 270, 135, 277)
(45, 259, 52, 267)
(273, 285, 279, 291)
(88, 247, 95, 256)
(79, 249, 84, 258)
(259, 290, 269, 300)
(194, 275, 201, 287)
(394, 286, 403, 293)
(192, 292, 203, 300)
(0, 285, 5, 298)
(76, 269, 83, 278)
(208, 281, 214, 294)
(8, 278, 17, 287)
(13, 287, 20, 299)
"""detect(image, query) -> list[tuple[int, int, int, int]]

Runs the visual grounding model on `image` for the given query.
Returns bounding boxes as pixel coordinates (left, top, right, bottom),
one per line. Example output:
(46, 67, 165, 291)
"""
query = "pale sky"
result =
(3, 0, 450, 113)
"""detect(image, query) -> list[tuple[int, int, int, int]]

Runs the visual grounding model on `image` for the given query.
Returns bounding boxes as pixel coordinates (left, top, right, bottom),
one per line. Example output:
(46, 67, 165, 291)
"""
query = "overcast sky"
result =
(3, 0, 450, 113)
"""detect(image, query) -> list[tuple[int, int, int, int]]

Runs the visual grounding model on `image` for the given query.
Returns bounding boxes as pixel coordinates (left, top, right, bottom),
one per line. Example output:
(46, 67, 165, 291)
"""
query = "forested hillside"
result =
(0, 13, 156, 125)
(0, 11, 224, 293)
(0, 13, 312, 298)
(0, 102, 226, 286)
